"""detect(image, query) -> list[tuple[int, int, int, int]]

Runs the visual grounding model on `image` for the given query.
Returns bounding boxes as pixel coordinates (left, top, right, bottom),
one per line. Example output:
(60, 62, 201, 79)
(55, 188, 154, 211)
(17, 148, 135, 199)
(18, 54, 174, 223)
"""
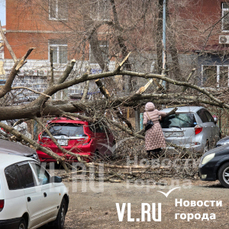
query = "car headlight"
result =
(201, 153, 215, 165)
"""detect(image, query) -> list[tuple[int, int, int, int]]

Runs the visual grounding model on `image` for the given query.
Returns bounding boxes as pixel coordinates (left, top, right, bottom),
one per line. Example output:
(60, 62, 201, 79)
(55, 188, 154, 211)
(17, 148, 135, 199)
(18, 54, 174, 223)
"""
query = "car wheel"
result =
(93, 150, 100, 161)
(18, 218, 27, 229)
(218, 162, 229, 188)
(53, 198, 67, 229)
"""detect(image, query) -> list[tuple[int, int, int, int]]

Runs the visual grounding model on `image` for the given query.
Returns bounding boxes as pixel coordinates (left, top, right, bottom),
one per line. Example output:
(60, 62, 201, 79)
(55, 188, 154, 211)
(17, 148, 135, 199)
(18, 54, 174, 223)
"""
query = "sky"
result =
(0, 0, 5, 26)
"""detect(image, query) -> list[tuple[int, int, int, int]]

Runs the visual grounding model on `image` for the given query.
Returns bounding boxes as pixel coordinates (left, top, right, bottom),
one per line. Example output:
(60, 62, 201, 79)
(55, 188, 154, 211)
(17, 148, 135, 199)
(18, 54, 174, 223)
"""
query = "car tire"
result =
(18, 218, 27, 229)
(93, 150, 100, 161)
(218, 162, 229, 188)
(53, 198, 67, 229)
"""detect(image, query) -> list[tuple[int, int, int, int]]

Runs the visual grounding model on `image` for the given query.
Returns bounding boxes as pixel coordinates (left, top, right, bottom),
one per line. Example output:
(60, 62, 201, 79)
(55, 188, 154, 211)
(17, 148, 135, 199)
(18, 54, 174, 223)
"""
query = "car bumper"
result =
(37, 150, 93, 162)
(165, 143, 203, 153)
(198, 165, 217, 181)
(0, 218, 21, 229)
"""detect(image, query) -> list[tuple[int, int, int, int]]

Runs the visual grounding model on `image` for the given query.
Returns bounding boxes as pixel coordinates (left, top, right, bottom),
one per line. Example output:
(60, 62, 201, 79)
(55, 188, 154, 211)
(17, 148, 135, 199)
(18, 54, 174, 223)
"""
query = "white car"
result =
(0, 139, 39, 161)
(160, 106, 220, 153)
(0, 153, 69, 229)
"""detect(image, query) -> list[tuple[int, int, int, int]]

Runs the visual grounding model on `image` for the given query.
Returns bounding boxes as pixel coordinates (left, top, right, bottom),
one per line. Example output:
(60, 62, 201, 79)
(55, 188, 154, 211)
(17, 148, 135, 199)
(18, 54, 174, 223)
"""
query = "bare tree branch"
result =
(0, 21, 17, 62)
(12, 86, 52, 98)
(0, 121, 69, 171)
(58, 59, 76, 84)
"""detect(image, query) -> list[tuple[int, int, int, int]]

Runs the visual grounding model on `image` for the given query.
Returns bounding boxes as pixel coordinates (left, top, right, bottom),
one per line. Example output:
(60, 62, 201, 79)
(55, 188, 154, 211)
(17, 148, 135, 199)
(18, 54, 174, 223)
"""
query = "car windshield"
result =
(160, 113, 196, 128)
(42, 123, 86, 137)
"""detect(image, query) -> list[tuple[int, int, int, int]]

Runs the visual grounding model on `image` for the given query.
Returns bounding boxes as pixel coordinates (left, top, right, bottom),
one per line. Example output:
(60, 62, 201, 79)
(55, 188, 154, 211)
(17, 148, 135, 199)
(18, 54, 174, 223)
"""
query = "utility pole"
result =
(162, 0, 167, 88)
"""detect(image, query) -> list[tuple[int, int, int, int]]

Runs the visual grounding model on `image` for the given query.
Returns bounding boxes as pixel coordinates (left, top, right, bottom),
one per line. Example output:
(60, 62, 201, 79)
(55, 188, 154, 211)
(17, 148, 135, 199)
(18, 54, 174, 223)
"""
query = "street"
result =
(63, 178, 228, 229)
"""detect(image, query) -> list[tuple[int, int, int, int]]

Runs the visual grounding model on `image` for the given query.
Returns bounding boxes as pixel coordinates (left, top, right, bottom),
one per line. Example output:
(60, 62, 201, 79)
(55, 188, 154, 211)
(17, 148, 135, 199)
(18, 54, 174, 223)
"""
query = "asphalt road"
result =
(63, 178, 229, 229)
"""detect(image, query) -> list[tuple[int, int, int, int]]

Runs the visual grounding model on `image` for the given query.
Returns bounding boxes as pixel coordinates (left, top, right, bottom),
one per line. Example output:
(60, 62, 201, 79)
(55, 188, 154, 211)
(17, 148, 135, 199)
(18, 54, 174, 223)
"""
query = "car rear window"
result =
(5, 162, 35, 190)
(160, 113, 196, 128)
(43, 123, 86, 137)
(5, 165, 22, 190)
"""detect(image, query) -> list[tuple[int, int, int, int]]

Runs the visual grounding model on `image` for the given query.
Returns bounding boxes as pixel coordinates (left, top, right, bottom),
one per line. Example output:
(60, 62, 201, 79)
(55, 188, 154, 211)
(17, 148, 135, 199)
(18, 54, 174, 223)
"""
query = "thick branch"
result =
(0, 121, 69, 171)
(58, 59, 76, 84)
(0, 48, 34, 98)
(81, 81, 89, 101)
(0, 91, 227, 121)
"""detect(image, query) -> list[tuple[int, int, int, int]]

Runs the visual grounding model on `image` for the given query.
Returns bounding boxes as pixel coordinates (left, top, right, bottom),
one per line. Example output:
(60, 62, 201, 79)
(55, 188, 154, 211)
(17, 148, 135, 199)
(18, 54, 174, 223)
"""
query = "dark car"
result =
(199, 145, 229, 188)
(216, 136, 229, 147)
(0, 139, 40, 161)
(37, 117, 115, 162)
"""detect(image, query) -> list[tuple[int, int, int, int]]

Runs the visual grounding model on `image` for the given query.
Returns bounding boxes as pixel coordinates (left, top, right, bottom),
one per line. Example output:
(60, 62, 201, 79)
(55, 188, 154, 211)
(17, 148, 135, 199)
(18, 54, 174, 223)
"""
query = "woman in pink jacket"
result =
(143, 102, 167, 158)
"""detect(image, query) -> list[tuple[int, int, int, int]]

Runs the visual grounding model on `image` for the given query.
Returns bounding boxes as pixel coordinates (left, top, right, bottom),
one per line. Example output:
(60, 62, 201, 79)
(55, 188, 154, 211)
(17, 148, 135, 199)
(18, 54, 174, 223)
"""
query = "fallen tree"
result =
(0, 23, 228, 172)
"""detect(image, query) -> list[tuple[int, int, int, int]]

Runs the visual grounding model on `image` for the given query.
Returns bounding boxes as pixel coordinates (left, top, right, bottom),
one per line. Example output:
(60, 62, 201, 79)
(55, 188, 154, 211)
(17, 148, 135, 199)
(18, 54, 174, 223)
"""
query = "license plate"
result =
(57, 139, 68, 146)
(164, 132, 184, 137)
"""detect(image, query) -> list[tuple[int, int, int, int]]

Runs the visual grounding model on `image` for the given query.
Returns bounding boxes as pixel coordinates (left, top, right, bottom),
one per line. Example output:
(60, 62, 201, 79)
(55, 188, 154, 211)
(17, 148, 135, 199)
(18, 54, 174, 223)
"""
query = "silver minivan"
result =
(160, 106, 220, 153)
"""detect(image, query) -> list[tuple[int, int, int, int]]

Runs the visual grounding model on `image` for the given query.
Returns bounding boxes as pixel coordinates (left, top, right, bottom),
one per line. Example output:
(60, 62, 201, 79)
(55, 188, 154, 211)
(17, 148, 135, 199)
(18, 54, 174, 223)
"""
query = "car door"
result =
(94, 124, 107, 154)
(204, 110, 220, 146)
(96, 124, 113, 155)
(3, 164, 27, 220)
(197, 109, 216, 148)
(16, 162, 45, 228)
(29, 162, 61, 224)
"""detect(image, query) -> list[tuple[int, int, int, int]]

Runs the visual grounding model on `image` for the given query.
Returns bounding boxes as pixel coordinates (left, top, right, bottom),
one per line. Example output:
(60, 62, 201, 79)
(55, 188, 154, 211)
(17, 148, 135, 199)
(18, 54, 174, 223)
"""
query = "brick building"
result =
(4, 0, 116, 100)
(3, 0, 229, 100)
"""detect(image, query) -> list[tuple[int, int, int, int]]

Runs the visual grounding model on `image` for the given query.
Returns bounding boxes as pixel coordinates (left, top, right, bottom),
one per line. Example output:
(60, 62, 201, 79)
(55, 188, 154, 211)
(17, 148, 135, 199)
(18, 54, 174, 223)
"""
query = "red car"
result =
(37, 117, 115, 162)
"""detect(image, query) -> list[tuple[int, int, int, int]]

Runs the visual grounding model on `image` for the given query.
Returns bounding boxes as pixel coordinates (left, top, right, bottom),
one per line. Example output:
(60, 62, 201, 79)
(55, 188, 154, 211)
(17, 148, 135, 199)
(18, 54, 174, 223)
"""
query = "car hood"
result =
(202, 145, 229, 157)
(216, 136, 229, 146)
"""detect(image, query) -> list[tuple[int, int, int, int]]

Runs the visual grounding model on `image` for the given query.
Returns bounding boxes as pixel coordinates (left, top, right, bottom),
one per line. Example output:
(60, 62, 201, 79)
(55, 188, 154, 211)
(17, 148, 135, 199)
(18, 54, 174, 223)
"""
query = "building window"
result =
(90, 40, 109, 64)
(49, 40, 68, 64)
(202, 65, 229, 87)
(49, 0, 68, 20)
(90, 0, 111, 21)
(222, 3, 229, 31)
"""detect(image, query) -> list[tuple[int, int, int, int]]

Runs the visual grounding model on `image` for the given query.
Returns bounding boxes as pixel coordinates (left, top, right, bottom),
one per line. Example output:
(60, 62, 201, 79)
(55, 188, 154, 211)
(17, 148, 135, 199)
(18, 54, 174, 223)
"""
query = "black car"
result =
(199, 145, 229, 188)
(0, 139, 40, 162)
(216, 136, 229, 147)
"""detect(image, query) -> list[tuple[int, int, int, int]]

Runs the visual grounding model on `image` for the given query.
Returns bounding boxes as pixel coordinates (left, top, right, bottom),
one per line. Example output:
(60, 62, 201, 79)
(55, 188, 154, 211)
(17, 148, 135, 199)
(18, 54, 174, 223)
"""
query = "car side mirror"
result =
(213, 117, 218, 124)
(52, 176, 62, 183)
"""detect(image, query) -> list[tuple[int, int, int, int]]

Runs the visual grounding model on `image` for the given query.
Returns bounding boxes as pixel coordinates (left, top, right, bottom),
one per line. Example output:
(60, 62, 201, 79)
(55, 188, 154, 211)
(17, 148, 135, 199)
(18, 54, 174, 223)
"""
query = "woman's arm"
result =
(143, 112, 148, 125)
(158, 111, 167, 117)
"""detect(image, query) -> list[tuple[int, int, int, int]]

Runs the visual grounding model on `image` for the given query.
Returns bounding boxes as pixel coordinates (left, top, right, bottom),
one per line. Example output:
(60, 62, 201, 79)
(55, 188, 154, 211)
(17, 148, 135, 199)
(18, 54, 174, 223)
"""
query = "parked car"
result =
(160, 106, 220, 153)
(37, 117, 115, 162)
(0, 153, 69, 229)
(0, 120, 32, 139)
(0, 139, 40, 162)
(199, 145, 229, 188)
(216, 136, 229, 147)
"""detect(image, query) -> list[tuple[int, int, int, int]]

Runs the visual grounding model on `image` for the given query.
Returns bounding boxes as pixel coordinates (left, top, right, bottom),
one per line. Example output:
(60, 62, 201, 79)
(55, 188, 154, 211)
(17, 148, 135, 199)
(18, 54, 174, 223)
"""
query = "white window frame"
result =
(48, 41, 68, 64)
(222, 3, 229, 32)
(201, 65, 229, 87)
(90, 0, 111, 21)
(49, 0, 68, 21)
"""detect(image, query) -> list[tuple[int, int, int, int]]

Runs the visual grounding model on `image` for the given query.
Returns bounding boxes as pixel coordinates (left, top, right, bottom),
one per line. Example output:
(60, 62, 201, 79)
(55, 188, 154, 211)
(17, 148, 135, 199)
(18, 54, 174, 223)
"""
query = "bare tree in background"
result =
(1, 0, 229, 171)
